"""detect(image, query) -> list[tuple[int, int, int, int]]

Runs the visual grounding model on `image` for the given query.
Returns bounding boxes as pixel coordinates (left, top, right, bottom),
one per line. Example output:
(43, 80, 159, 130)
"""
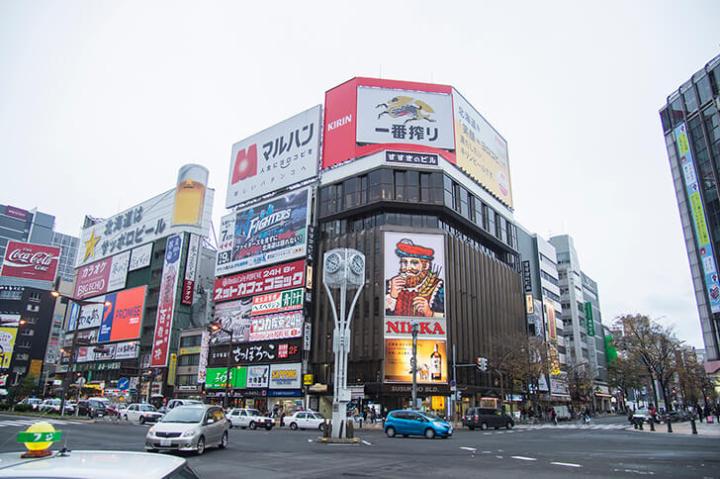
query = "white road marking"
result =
(307, 439, 313, 443)
(482, 451, 492, 454)
(496, 455, 504, 459)
(483, 432, 491, 435)
(511, 456, 537, 461)
(362, 440, 372, 446)
(460, 447, 477, 452)
(551, 462, 582, 468)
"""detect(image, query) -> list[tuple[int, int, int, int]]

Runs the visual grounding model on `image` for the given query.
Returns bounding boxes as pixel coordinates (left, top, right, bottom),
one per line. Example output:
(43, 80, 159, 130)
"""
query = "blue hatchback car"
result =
(384, 410, 453, 439)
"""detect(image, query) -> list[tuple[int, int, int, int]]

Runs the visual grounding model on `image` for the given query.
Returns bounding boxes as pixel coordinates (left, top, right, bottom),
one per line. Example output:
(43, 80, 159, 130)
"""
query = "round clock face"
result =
(350, 254, 365, 275)
(325, 253, 342, 273)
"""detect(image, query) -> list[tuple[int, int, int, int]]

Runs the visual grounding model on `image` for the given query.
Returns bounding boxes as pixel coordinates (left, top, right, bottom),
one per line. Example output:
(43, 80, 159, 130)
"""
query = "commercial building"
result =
(58, 165, 216, 401)
(517, 226, 569, 403)
(549, 234, 609, 411)
(660, 53, 720, 374)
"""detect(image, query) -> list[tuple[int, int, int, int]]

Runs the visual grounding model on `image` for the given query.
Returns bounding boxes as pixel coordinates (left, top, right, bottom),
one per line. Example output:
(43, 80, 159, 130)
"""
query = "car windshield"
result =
(248, 409, 261, 416)
(140, 405, 157, 412)
(161, 407, 204, 423)
(424, 413, 444, 421)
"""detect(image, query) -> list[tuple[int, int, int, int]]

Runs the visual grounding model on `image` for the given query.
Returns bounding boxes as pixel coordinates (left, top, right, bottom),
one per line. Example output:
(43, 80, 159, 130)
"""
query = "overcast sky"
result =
(2, 1, 719, 347)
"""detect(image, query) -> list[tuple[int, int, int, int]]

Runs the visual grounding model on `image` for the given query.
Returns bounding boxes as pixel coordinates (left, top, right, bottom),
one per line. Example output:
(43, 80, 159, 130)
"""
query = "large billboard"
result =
(213, 260, 305, 303)
(384, 232, 445, 318)
(675, 123, 720, 314)
(211, 299, 252, 345)
(73, 251, 130, 300)
(150, 234, 183, 367)
(250, 288, 303, 316)
(216, 188, 310, 276)
(452, 90, 513, 208)
(76, 186, 214, 267)
(98, 286, 147, 343)
(208, 338, 303, 366)
(383, 232, 447, 384)
(322, 78, 457, 170)
(357, 86, 454, 149)
(269, 363, 302, 390)
(0, 327, 18, 369)
(226, 105, 322, 208)
(1, 241, 60, 282)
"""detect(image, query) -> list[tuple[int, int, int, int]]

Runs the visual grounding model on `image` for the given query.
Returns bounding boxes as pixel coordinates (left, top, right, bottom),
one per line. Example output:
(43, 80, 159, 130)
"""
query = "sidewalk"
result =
(634, 421, 720, 436)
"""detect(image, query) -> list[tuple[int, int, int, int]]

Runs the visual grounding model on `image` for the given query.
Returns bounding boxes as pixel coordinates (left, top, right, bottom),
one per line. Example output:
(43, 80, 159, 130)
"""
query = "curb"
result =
(0, 411, 93, 422)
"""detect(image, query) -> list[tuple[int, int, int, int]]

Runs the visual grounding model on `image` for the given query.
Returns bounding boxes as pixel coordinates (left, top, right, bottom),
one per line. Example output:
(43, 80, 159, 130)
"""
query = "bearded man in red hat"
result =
(385, 238, 444, 317)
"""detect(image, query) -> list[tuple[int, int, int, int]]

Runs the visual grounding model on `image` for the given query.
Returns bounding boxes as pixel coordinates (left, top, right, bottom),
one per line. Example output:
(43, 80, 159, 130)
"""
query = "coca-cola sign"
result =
(0, 241, 60, 282)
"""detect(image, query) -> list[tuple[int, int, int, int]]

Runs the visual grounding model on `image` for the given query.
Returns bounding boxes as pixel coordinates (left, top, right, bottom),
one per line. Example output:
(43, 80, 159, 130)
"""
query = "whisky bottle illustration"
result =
(430, 343, 442, 381)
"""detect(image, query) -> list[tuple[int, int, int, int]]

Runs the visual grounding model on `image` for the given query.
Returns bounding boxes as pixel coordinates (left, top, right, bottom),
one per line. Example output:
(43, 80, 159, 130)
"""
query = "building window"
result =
(28, 292, 41, 302)
(681, 81, 699, 114)
(26, 304, 39, 312)
(180, 335, 201, 348)
(669, 95, 685, 126)
(0, 290, 22, 300)
(20, 328, 34, 336)
(696, 74, 713, 106)
(178, 355, 200, 366)
(660, 107, 672, 133)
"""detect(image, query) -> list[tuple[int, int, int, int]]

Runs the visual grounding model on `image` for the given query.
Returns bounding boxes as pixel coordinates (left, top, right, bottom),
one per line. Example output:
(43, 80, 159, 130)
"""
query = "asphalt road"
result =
(0, 414, 718, 478)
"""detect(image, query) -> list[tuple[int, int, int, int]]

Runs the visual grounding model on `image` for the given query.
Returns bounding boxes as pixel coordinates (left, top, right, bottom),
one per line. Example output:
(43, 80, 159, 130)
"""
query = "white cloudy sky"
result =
(1, 1, 719, 346)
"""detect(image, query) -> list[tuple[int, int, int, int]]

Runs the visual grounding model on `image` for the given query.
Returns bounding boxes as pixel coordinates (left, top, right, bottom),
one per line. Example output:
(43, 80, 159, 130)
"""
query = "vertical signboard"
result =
(150, 234, 184, 367)
(545, 301, 557, 341)
(584, 302, 595, 337)
(181, 234, 200, 306)
(452, 89, 513, 208)
(197, 330, 210, 384)
(675, 123, 720, 313)
(0, 241, 61, 281)
(0, 327, 18, 369)
(383, 232, 447, 384)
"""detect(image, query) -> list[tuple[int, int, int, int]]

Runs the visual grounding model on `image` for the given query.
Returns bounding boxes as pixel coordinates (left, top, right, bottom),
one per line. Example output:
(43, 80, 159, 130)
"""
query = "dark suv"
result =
(77, 398, 107, 418)
(463, 407, 514, 430)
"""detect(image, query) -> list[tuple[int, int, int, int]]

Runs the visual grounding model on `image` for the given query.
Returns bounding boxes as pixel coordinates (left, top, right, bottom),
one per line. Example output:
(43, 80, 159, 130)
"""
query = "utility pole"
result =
(411, 322, 419, 410)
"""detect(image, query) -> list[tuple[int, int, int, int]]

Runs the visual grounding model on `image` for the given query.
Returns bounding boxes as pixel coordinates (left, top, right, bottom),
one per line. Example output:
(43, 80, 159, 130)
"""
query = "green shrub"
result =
(13, 404, 32, 413)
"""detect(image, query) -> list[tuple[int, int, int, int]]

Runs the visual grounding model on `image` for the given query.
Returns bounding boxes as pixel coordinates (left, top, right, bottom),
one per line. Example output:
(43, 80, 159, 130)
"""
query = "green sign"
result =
(281, 288, 304, 308)
(205, 367, 247, 389)
(584, 302, 595, 337)
(17, 431, 63, 443)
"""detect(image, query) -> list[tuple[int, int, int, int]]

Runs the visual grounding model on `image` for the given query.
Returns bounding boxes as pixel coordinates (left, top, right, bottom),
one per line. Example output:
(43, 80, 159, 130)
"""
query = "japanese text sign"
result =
(150, 234, 184, 367)
(213, 260, 305, 303)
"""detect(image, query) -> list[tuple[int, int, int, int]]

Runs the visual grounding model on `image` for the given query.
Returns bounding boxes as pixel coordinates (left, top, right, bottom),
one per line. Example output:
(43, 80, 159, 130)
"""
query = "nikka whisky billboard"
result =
(383, 232, 447, 384)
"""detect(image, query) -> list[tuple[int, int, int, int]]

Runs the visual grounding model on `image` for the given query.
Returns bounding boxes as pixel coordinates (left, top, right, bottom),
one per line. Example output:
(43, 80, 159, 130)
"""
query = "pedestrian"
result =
(370, 408, 376, 424)
(550, 407, 557, 426)
(696, 403, 704, 423)
(704, 404, 712, 423)
(714, 404, 720, 424)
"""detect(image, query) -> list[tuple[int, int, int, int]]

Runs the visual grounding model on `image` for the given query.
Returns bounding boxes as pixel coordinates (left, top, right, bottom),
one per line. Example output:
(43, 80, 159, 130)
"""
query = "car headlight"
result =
(182, 429, 196, 438)
(148, 426, 156, 435)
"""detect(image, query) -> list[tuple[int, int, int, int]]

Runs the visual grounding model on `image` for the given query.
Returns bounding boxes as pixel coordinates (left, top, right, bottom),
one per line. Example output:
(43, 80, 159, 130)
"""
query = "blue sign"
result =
(165, 234, 183, 264)
(267, 389, 303, 397)
(98, 293, 117, 343)
(117, 377, 129, 390)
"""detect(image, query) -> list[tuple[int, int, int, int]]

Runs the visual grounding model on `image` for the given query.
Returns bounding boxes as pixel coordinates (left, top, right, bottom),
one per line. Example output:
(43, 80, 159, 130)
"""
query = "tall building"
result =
(517, 226, 569, 403)
(51, 232, 80, 282)
(550, 234, 610, 410)
(660, 53, 720, 368)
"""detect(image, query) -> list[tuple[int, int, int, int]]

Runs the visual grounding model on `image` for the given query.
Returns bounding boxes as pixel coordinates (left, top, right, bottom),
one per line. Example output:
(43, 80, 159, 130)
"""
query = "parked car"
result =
(463, 407, 514, 430)
(632, 408, 658, 424)
(384, 410, 453, 439)
(124, 403, 164, 424)
(17, 397, 42, 411)
(163, 399, 203, 412)
(146, 405, 229, 455)
(77, 398, 108, 418)
(282, 411, 326, 431)
(39, 399, 74, 415)
(0, 450, 199, 478)
(660, 409, 693, 423)
(228, 408, 274, 430)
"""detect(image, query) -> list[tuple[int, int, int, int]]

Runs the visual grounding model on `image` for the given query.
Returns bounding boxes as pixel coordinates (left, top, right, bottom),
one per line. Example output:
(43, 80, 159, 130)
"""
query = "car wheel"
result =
(196, 436, 205, 456)
(318, 423, 324, 431)
(249, 421, 257, 430)
(506, 422, 513, 430)
(386, 426, 396, 438)
(402, 434, 409, 438)
(425, 429, 436, 439)
(139, 416, 146, 425)
(468, 425, 475, 431)
(290, 422, 298, 431)
(266, 425, 274, 431)
(480, 422, 488, 430)
(123, 415, 128, 421)
(219, 432, 228, 449)
(494, 426, 499, 430)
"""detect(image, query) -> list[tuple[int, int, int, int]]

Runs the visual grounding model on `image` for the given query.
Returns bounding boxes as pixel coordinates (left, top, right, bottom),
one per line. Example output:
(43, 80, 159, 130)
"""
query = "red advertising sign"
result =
(111, 286, 147, 342)
(213, 260, 305, 303)
(151, 234, 183, 368)
(321, 78, 455, 170)
(0, 241, 60, 281)
(74, 257, 111, 300)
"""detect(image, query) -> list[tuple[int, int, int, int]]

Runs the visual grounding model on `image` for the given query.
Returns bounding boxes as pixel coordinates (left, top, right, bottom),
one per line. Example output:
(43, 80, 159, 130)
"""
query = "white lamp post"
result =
(322, 248, 365, 438)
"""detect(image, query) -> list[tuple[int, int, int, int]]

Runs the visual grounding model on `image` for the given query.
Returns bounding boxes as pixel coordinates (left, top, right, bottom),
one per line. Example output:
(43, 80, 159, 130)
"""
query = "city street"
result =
(0, 414, 718, 478)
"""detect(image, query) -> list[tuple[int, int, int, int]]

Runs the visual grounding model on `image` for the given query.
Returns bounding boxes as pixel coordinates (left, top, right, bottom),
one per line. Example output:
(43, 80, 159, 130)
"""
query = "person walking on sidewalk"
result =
(550, 407, 558, 426)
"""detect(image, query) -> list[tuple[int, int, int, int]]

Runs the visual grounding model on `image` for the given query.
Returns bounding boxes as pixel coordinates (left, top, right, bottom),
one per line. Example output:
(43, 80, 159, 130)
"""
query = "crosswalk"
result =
(515, 423, 627, 431)
(0, 418, 88, 428)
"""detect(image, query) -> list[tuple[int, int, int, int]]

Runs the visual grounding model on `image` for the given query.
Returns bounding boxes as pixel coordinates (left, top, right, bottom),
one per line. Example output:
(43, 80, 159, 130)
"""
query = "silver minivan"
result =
(146, 404, 229, 455)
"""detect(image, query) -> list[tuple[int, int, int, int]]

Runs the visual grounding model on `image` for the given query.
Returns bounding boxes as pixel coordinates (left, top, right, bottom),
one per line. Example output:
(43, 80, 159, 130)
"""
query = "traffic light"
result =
(476, 357, 488, 372)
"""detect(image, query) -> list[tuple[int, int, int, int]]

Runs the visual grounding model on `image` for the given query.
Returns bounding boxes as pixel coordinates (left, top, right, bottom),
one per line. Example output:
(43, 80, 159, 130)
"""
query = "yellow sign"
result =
(384, 339, 447, 384)
(525, 294, 534, 314)
(19, 422, 60, 456)
(29, 359, 43, 379)
(303, 374, 314, 386)
(179, 346, 201, 356)
(431, 396, 445, 411)
(168, 353, 177, 386)
(0, 327, 18, 369)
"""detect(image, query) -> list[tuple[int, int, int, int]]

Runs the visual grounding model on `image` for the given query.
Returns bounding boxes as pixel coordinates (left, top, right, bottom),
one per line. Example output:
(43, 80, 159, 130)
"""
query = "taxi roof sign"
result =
(16, 422, 62, 458)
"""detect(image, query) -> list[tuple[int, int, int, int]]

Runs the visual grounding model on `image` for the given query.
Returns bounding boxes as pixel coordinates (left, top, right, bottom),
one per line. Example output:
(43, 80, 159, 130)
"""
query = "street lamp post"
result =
(208, 321, 234, 409)
(411, 322, 419, 410)
(52, 290, 110, 417)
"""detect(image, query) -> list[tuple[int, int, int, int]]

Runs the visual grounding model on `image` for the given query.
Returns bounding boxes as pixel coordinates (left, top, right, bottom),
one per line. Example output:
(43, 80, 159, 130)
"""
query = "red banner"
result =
(74, 257, 112, 299)
(213, 260, 305, 303)
(151, 234, 183, 368)
(0, 241, 60, 282)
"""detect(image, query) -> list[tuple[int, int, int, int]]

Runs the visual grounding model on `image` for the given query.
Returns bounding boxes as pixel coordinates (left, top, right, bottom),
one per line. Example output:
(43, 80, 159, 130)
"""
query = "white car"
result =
(124, 403, 164, 424)
(17, 398, 43, 410)
(228, 408, 274, 430)
(0, 450, 199, 478)
(38, 399, 74, 414)
(282, 411, 326, 431)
